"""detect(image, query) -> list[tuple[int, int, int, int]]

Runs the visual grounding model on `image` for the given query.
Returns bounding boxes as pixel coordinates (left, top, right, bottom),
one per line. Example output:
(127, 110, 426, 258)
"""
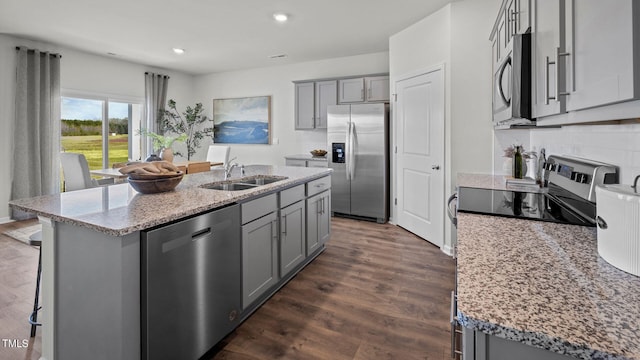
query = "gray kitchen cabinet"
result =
(295, 80, 337, 130)
(338, 76, 390, 103)
(279, 199, 306, 278)
(531, 0, 566, 119)
(307, 160, 328, 168)
(462, 327, 573, 360)
(506, 0, 530, 41)
(563, 0, 640, 112)
(286, 159, 307, 167)
(306, 190, 331, 255)
(306, 176, 331, 254)
(365, 76, 390, 102)
(295, 82, 315, 130)
(241, 195, 279, 310)
(338, 78, 365, 103)
(315, 80, 337, 129)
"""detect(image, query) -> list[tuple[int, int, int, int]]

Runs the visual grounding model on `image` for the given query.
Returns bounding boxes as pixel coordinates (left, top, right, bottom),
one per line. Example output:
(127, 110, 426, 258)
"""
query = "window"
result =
(61, 94, 143, 170)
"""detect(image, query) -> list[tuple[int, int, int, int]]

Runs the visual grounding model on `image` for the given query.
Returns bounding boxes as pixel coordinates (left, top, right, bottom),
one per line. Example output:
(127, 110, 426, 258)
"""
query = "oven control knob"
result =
(580, 174, 590, 184)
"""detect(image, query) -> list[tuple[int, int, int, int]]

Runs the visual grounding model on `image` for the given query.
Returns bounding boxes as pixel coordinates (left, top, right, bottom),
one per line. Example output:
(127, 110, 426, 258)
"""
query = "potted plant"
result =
(159, 100, 214, 160)
(138, 128, 187, 162)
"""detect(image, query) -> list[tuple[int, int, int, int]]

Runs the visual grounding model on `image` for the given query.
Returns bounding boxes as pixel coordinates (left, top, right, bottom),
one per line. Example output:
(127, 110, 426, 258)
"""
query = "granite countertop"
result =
(284, 154, 328, 161)
(456, 212, 640, 360)
(9, 165, 331, 237)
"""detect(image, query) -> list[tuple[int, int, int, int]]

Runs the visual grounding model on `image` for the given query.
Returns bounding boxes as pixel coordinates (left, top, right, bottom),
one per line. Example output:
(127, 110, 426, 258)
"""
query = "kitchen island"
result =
(9, 165, 332, 360)
(455, 174, 640, 360)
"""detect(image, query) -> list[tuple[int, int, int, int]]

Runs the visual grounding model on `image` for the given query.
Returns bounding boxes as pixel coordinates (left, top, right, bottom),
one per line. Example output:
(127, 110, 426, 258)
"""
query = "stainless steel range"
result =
(452, 155, 618, 227)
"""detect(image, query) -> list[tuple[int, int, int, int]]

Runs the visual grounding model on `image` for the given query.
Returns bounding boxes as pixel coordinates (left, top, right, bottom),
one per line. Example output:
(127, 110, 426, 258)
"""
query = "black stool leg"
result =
(30, 247, 42, 337)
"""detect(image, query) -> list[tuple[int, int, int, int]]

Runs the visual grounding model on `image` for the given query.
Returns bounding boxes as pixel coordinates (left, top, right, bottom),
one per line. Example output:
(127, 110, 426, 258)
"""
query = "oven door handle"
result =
(447, 192, 458, 227)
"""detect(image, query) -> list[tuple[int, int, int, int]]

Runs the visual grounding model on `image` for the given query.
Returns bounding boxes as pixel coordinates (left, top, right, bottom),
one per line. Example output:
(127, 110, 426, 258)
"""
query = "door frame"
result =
(390, 64, 448, 252)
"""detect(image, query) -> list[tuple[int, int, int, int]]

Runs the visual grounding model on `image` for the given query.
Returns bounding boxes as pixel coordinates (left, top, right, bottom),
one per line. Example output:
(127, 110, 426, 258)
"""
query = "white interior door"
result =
(395, 69, 444, 247)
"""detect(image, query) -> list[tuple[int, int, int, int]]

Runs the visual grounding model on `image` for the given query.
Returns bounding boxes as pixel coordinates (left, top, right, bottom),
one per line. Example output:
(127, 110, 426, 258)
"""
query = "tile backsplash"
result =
(493, 123, 640, 185)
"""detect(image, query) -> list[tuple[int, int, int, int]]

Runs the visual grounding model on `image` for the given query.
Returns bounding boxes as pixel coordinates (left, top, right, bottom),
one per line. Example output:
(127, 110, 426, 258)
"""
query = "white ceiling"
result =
(0, 0, 452, 75)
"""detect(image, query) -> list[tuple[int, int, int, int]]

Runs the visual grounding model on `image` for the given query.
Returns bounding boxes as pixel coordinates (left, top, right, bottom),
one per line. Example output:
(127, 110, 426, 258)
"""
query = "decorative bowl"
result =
(128, 174, 184, 194)
(310, 149, 327, 157)
(127, 171, 183, 181)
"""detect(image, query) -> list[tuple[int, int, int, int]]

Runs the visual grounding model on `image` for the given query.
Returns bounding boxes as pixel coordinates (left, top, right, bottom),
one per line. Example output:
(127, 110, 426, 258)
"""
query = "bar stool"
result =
(29, 231, 42, 337)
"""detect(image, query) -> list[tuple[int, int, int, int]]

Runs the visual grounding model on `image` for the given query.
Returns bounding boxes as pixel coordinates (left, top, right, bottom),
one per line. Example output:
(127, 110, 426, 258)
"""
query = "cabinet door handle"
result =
(361, 88, 364, 101)
(546, 48, 571, 104)
(272, 220, 278, 240)
(555, 47, 571, 101)
(545, 55, 553, 104)
(281, 215, 287, 236)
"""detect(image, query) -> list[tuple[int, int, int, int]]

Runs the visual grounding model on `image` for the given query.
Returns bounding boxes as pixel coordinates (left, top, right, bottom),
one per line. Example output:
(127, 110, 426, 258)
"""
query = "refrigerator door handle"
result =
(348, 122, 356, 180)
(345, 121, 352, 180)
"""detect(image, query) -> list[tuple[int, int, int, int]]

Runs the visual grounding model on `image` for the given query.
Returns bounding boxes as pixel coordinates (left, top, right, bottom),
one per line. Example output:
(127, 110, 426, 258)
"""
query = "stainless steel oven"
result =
(493, 33, 533, 126)
(451, 156, 618, 228)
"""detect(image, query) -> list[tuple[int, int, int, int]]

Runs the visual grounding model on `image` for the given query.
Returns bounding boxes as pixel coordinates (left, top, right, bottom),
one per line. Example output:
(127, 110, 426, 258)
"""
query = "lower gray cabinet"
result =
(306, 190, 331, 255)
(462, 327, 574, 360)
(242, 196, 279, 310)
(280, 200, 306, 277)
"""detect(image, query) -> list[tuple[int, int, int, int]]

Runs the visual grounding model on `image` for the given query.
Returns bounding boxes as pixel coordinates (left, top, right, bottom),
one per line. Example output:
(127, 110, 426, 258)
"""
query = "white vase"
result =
(160, 148, 174, 163)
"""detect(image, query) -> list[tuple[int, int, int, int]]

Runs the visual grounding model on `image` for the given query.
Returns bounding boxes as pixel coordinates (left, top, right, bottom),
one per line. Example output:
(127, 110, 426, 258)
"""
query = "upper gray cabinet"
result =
(315, 80, 337, 129)
(295, 74, 388, 130)
(533, 0, 640, 125)
(564, 0, 640, 112)
(492, 0, 531, 68)
(531, 0, 566, 119)
(338, 76, 389, 103)
(294, 80, 337, 130)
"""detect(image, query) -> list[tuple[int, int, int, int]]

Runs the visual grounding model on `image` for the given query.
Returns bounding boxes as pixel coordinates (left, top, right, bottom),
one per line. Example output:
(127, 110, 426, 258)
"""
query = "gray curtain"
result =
(11, 47, 61, 219)
(144, 72, 169, 157)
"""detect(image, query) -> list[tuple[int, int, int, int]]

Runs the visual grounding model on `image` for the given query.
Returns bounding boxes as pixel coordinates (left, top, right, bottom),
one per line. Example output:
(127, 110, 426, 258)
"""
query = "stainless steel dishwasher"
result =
(141, 204, 241, 360)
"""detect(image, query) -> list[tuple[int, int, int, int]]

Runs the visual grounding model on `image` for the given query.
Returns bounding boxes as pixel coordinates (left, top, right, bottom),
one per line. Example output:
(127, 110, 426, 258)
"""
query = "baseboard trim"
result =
(442, 244, 455, 257)
(0, 217, 14, 224)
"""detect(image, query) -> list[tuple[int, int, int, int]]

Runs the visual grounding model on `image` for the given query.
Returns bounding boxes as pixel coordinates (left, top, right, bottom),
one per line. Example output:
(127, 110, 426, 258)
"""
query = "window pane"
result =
(61, 97, 104, 170)
(108, 102, 130, 167)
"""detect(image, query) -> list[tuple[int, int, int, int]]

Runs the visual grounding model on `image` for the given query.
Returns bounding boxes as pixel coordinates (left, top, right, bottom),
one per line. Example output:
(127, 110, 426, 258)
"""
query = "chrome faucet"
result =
(224, 157, 239, 180)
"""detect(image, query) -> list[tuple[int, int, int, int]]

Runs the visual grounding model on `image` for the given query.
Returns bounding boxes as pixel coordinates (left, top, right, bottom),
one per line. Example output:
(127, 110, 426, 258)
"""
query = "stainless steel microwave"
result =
(493, 33, 533, 126)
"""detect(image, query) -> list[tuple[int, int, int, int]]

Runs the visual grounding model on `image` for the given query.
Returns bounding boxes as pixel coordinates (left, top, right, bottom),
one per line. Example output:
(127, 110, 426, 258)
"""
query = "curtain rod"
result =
(145, 72, 170, 78)
(15, 46, 62, 58)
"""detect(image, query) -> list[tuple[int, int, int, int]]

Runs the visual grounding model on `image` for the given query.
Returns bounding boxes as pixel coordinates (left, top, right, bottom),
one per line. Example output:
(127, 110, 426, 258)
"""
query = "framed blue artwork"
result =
(212, 96, 271, 144)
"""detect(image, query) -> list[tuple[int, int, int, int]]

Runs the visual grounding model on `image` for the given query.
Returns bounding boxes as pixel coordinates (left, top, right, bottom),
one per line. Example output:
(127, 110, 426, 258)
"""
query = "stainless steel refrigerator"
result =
(327, 103, 389, 223)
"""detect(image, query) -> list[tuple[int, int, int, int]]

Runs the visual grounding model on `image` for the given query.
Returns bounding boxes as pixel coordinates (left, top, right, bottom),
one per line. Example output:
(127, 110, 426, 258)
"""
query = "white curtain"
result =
(11, 47, 61, 219)
(144, 72, 169, 157)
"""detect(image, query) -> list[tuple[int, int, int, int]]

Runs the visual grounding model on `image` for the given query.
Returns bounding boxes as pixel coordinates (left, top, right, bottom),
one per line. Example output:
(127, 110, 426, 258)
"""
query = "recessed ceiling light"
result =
(172, 48, 185, 55)
(273, 13, 288, 22)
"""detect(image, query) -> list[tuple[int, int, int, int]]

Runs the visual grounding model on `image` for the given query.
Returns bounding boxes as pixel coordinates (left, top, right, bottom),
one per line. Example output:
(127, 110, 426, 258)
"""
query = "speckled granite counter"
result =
(456, 212, 640, 359)
(9, 165, 331, 236)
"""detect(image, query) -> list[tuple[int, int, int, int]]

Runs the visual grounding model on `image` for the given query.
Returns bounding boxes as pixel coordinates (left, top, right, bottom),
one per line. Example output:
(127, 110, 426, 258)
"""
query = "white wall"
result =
(192, 52, 389, 165)
(0, 34, 195, 220)
(389, 0, 500, 253)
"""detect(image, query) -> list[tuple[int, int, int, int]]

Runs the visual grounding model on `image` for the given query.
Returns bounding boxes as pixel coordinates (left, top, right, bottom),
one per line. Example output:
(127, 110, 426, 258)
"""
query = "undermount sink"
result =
(203, 183, 258, 191)
(201, 175, 288, 191)
(240, 176, 286, 185)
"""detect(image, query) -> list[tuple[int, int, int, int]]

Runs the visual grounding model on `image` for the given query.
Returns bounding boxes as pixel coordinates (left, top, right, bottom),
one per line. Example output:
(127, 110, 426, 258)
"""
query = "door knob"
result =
(432, 165, 441, 170)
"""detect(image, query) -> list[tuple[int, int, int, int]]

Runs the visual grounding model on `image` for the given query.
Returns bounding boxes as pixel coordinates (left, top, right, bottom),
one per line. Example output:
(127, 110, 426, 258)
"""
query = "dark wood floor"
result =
(0, 217, 455, 360)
